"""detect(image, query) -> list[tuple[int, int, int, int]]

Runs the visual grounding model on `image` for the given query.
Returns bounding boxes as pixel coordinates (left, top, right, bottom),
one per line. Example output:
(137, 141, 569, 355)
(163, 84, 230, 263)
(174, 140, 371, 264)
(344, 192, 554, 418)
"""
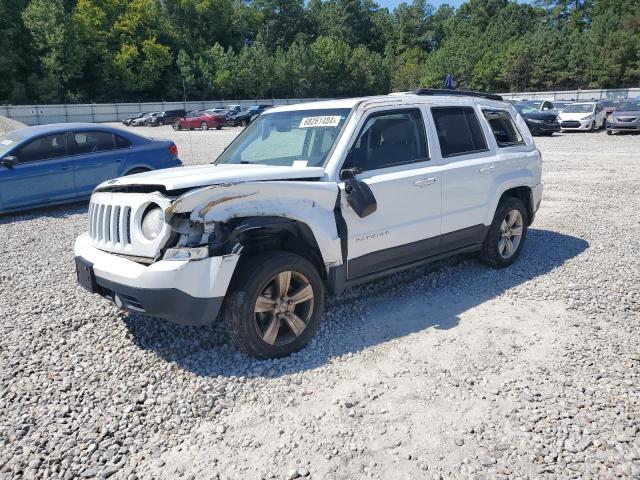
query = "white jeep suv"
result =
(74, 90, 543, 358)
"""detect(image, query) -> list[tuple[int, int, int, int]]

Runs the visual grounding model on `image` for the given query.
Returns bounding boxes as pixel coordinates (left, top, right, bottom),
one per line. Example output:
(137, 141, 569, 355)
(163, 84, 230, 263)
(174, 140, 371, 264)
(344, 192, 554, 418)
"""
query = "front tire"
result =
(223, 252, 324, 359)
(200, 122, 208, 130)
(480, 197, 528, 268)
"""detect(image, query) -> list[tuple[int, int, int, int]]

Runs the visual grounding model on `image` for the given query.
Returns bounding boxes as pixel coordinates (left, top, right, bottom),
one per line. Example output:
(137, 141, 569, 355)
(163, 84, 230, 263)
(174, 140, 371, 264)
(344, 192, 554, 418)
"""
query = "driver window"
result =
(74, 131, 115, 154)
(13, 134, 68, 163)
(345, 109, 428, 172)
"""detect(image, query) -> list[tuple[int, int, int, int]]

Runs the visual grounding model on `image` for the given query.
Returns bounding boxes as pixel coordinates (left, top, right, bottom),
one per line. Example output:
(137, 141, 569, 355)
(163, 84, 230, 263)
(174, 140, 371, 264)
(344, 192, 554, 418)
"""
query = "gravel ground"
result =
(0, 116, 26, 136)
(0, 125, 639, 480)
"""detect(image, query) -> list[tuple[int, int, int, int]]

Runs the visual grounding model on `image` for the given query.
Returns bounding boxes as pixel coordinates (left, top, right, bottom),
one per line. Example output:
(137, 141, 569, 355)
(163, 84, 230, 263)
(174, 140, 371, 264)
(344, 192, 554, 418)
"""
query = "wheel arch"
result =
(496, 186, 534, 225)
(225, 216, 328, 287)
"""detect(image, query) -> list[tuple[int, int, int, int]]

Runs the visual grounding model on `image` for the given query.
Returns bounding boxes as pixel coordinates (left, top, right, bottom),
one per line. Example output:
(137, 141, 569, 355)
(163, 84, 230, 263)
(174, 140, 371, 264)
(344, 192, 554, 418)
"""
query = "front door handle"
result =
(60, 166, 70, 171)
(414, 177, 436, 187)
(479, 166, 495, 174)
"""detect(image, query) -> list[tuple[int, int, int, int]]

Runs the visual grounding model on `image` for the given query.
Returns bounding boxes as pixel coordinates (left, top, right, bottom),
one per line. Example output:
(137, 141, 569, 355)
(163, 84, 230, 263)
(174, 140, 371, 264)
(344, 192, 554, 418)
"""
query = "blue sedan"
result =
(0, 123, 182, 213)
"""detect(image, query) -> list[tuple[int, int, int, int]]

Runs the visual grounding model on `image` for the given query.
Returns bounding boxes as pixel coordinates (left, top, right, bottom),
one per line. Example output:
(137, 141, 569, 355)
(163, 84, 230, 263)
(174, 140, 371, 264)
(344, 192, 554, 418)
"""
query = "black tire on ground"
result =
(158, 120, 164, 126)
(241, 120, 248, 127)
(125, 168, 149, 176)
(479, 197, 528, 268)
(607, 129, 613, 135)
(200, 122, 208, 130)
(590, 121, 596, 132)
(215, 126, 222, 130)
(223, 251, 324, 359)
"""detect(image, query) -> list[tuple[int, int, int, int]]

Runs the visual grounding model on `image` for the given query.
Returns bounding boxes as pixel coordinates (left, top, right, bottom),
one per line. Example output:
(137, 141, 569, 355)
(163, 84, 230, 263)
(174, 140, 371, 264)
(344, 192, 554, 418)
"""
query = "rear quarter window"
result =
(482, 110, 524, 147)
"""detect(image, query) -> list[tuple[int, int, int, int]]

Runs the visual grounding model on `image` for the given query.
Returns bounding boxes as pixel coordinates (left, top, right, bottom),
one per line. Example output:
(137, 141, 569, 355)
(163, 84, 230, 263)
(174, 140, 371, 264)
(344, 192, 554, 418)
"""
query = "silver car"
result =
(606, 100, 640, 134)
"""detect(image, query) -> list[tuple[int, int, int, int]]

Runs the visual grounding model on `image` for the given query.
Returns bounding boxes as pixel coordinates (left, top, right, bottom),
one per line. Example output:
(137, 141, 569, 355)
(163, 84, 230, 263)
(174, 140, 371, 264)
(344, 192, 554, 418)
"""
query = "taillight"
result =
(169, 143, 178, 156)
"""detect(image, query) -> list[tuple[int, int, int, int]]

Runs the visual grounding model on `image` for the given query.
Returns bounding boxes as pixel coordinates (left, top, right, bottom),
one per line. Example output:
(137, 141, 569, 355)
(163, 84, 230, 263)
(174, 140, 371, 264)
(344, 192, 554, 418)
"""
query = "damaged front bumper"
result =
(74, 233, 239, 325)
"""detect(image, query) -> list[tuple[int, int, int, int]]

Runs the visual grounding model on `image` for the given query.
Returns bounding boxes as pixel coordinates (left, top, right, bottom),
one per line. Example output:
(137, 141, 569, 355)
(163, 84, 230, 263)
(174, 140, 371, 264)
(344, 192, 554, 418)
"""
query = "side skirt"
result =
(343, 244, 481, 290)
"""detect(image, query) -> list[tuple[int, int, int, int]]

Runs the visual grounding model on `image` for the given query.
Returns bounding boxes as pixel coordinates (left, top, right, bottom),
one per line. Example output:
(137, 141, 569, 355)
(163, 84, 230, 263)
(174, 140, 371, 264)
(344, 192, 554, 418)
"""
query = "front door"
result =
(0, 133, 75, 210)
(339, 108, 443, 279)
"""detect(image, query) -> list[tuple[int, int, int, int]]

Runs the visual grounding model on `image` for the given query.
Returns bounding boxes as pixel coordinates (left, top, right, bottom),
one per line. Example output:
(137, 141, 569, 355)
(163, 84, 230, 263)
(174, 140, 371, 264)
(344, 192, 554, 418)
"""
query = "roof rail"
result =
(413, 88, 503, 101)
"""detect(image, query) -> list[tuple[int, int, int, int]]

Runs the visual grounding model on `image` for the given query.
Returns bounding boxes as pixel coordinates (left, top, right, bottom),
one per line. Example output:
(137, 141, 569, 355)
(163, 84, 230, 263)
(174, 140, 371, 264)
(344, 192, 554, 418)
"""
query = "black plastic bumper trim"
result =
(95, 276, 223, 326)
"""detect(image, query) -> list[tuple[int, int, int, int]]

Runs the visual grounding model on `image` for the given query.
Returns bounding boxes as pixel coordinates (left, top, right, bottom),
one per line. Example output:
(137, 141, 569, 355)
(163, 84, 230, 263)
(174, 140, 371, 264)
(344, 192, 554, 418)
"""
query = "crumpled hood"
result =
(97, 163, 326, 191)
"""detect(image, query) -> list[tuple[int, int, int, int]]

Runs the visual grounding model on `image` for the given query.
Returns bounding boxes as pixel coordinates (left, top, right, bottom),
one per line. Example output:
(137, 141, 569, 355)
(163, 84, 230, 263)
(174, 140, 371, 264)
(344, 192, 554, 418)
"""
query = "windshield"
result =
(215, 108, 351, 167)
(0, 131, 24, 157)
(515, 103, 537, 115)
(563, 104, 594, 113)
(554, 102, 570, 110)
(617, 101, 640, 112)
(526, 101, 542, 109)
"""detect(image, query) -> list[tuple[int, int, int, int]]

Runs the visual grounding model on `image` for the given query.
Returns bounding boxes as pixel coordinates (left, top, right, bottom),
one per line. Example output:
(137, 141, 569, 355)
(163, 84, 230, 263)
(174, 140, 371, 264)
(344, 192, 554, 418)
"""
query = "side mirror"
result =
(1, 156, 16, 169)
(343, 174, 377, 218)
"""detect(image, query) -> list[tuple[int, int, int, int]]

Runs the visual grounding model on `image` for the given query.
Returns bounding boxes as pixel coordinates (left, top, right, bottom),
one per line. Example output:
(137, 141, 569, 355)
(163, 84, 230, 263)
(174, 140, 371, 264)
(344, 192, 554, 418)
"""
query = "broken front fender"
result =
(166, 181, 344, 267)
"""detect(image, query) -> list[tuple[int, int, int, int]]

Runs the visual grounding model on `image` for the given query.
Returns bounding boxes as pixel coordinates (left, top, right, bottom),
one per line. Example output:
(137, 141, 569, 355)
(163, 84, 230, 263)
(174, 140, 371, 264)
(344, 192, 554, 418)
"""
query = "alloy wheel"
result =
(254, 271, 314, 346)
(498, 209, 524, 259)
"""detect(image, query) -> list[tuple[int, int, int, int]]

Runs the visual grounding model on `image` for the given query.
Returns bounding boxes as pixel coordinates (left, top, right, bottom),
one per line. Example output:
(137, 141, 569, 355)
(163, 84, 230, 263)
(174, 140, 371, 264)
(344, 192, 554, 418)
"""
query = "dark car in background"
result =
(606, 100, 640, 135)
(0, 124, 181, 213)
(226, 105, 272, 127)
(523, 100, 556, 112)
(514, 102, 560, 136)
(148, 109, 187, 127)
(175, 111, 226, 130)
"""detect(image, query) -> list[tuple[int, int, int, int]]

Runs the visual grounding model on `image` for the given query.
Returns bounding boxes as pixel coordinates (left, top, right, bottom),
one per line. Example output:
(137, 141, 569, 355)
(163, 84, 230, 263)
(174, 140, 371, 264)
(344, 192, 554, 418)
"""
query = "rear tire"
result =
(479, 197, 528, 268)
(216, 126, 222, 130)
(223, 251, 324, 359)
(200, 122, 208, 131)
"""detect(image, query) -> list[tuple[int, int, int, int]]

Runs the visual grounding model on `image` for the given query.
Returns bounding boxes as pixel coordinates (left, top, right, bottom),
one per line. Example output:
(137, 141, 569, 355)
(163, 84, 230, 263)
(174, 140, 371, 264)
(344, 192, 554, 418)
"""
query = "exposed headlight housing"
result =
(140, 204, 164, 240)
(581, 115, 593, 120)
(163, 246, 209, 261)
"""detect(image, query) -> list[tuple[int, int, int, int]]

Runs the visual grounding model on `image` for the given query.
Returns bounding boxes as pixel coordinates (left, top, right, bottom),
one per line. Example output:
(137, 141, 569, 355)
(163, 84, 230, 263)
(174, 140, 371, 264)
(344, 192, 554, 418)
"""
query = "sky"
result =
(377, 0, 533, 12)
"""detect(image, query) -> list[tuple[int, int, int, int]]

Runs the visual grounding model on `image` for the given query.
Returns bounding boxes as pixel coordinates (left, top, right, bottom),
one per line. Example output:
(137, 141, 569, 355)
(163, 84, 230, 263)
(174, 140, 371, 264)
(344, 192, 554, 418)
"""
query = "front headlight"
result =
(141, 204, 164, 240)
(581, 115, 593, 120)
(528, 119, 544, 124)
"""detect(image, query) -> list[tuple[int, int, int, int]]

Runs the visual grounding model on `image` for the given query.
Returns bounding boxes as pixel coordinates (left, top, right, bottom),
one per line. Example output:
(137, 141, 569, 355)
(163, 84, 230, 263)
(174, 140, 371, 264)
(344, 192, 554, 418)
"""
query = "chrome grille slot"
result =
(88, 200, 132, 249)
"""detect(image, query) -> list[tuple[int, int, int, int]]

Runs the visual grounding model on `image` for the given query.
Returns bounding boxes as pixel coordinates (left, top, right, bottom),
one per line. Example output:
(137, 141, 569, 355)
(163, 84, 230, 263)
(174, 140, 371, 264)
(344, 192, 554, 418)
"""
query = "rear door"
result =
(430, 105, 497, 243)
(71, 130, 127, 197)
(340, 107, 443, 279)
(0, 133, 75, 209)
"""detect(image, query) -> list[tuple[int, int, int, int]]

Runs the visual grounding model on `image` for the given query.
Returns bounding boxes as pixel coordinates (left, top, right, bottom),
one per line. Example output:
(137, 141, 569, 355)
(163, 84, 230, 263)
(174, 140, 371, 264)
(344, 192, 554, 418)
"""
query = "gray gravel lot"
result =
(0, 124, 639, 480)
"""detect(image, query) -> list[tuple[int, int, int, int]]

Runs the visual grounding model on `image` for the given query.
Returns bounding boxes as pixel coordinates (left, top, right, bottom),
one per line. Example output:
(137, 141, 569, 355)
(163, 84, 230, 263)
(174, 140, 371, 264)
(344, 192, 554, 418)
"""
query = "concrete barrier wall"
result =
(499, 87, 640, 101)
(2, 89, 639, 125)
(0, 99, 332, 126)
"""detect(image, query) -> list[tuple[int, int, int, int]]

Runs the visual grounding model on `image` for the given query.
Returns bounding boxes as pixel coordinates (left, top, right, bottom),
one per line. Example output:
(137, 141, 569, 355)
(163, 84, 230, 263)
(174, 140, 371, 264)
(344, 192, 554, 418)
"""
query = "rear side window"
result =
(74, 131, 115, 154)
(115, 135, 131, 149)
(14, 134, 68, 163)
(482, 110, 524, 147)
(431, 107, 487, 158)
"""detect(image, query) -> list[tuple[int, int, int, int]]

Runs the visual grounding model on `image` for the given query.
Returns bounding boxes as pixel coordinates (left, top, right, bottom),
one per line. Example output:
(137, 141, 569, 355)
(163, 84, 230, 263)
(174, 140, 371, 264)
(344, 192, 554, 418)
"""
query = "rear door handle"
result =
(479, 166, 495, 174)
(414, 177, 436, 187)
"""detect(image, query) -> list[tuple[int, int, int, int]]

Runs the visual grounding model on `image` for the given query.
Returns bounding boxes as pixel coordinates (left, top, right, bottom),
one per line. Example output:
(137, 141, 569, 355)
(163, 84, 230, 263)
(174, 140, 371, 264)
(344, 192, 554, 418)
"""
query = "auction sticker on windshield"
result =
(299, 116, 341, 128)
